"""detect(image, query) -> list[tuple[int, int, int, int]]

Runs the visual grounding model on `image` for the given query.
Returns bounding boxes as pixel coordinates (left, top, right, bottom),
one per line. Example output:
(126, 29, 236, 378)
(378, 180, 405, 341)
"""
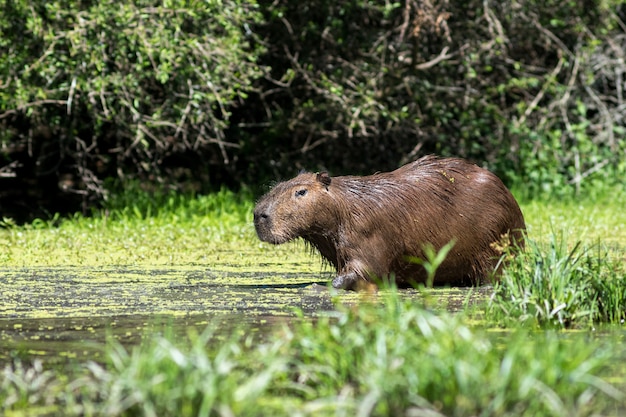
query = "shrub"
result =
(0, 0, 266, 215)
(248, 0, 626, 197)
(2, 0, 626, 217)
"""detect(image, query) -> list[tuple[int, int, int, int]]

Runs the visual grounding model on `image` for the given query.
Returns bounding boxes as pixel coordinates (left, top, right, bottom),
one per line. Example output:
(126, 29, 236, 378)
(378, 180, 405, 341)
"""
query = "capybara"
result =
(254, 155, 525, 290)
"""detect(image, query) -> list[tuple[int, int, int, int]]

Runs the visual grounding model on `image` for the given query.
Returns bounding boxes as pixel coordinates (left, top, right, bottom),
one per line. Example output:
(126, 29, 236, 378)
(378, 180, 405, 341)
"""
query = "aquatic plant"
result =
(76, 328, 288, 417)
(1, 359, 60, 413)
(487, 232, 626, 328)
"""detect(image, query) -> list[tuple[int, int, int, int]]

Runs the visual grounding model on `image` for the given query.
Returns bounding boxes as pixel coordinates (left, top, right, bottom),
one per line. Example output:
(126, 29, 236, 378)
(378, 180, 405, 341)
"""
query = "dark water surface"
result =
(0, 266, 488, 365)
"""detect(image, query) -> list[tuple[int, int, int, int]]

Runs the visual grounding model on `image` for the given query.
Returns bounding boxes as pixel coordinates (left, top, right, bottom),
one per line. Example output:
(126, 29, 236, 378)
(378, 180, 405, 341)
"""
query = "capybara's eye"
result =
(295, 189, 308, 197)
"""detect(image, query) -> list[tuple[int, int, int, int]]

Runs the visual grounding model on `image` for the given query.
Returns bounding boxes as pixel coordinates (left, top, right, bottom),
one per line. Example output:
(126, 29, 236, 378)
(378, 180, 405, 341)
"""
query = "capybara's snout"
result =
(253, 207, 268, 230)
(253, 204, 276, 243)
(253, 209, 267, 224)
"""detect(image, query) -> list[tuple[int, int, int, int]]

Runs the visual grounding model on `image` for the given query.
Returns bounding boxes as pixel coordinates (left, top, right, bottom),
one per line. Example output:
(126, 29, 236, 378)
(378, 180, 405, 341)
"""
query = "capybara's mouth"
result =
(254, 216, 289, 245)
(261, 236, 287, 245)
(255, 228, 290, 245)
(254, 223, 291, 245)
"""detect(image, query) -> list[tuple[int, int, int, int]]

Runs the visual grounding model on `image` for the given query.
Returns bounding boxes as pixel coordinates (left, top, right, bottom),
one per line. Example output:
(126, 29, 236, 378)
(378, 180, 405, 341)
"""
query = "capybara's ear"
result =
(316, 172, 331, 188)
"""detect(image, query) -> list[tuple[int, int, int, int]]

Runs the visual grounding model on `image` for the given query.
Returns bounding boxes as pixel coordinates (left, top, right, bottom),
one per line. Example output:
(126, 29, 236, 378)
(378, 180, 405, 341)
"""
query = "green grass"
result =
(518, 191, 626, 247)
(1, 186, 624, 269)
(481, 186, 626, 329)
(0, 188, 259, 267)
(482, 188, 626, 328)
(284, 294, 623, 416)
(487, 232, 626, 328)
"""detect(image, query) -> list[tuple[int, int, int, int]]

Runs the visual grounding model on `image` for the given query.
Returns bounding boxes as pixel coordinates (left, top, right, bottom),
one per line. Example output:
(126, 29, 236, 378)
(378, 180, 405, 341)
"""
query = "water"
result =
(0, 266, 488, 365)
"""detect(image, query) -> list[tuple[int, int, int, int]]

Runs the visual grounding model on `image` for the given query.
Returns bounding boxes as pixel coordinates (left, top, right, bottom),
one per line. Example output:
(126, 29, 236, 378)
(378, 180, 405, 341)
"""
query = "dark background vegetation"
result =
(1, 0, 625, 222)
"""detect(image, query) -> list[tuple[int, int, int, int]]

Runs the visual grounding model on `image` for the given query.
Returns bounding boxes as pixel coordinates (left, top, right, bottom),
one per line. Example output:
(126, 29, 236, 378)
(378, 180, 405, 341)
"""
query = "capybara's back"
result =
(254, 155, 525, 290)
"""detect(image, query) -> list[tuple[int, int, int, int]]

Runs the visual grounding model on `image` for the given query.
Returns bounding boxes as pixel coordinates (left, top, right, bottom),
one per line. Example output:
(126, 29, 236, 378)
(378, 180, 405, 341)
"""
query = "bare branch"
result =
(0, 161, 20, 178)
(514, 56, 565, 128)
(568, 158, 610, 185)
(415, 46, 453, 70)
(0, 100, 67, 120)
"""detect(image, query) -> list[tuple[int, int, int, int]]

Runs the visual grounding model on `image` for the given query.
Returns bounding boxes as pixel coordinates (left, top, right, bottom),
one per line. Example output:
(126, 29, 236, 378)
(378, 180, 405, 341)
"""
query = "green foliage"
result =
(0, 187, 256, 266)
(488, 233, 626, 328)
(285, 294, 622, 416)
(101, 180, 254, 223)
(407, 240, 457, 307)
(249, 0, 626, 196)
(408, 240, 456, 288)
(2, 0, 626, 216)
(1, 359, 61, 413)
(76, 328, 287, 417)
(0, 0, 266, 199)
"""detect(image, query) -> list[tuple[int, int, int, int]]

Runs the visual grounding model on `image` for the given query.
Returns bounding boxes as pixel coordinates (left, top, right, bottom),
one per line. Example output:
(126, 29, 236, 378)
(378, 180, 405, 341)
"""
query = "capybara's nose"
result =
(254, 211, 268, 224)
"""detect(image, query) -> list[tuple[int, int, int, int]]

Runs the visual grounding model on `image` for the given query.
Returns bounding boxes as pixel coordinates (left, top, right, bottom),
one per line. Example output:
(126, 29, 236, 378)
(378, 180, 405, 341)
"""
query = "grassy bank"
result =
(488, 232, 626, 328)
(1, 186, 625, 265)
(0, 188, 261, 267)
(1, 187, 626, 415)
(489, 189, 626, 329)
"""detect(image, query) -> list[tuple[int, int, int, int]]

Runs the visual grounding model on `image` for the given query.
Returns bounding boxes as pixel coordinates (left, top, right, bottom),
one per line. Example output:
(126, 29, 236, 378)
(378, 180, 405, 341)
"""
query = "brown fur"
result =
(253, 155, 525, 290)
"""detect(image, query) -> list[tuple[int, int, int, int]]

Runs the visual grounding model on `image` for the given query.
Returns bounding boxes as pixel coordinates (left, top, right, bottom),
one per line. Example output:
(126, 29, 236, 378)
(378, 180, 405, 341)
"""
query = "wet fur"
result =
(254, 155, 526, 290)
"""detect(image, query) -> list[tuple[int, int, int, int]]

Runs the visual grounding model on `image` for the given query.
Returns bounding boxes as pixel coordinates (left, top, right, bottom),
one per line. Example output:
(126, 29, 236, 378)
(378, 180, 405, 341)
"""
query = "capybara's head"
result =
(254, 172, 333, 244)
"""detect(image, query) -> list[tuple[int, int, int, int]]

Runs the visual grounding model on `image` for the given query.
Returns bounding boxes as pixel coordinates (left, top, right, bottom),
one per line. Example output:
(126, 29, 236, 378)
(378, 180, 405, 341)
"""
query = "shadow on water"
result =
(0, 266, 489, 365)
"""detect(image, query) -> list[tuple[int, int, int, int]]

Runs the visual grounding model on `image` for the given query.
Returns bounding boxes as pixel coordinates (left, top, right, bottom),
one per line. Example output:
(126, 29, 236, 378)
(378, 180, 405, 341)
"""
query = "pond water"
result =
(0, 266, 489, 365)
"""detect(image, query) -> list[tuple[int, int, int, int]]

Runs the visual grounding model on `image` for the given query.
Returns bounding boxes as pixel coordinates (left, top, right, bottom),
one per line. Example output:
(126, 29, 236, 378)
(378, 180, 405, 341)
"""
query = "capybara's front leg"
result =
(332, 258, 375, 290)
(331, 271, 359, 290)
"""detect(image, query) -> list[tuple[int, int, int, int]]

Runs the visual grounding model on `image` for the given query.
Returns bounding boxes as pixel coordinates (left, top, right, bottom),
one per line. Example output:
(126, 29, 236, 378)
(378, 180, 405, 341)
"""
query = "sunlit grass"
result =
(482, 188, 626, 329)
(487, 232, 626, 328)
(519, 190, 626, 248)
(0, 188, 259, 267)
(2, 187, 625, 269)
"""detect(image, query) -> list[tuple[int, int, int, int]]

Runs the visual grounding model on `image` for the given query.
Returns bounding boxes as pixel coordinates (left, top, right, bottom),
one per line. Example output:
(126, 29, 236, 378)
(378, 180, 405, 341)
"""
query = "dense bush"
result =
(248, 0, 626, 193)
(0, 0, 266, 218)
(1, 0, 625, 218)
